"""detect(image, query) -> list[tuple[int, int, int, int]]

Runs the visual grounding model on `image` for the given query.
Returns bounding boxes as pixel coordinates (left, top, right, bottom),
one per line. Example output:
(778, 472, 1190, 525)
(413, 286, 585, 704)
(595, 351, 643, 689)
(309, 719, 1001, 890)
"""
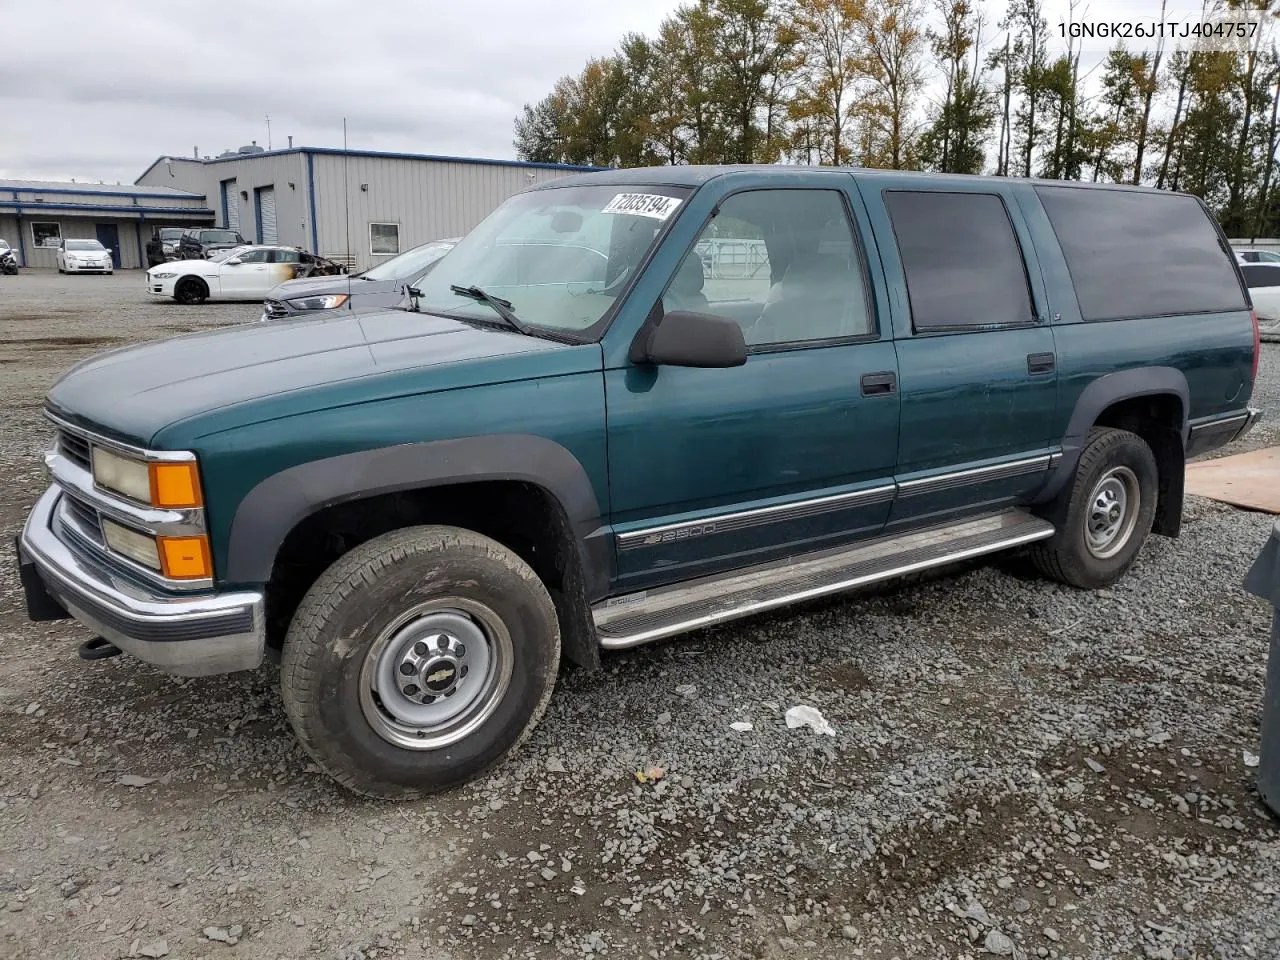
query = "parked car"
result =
(261, 238, 458, 321)
(1235, 248, 1280, 264)
(176, 228, 246, 260)
(146, 245, 345, 304)
(146, 227, 188, 268)
(1240, 262, 1280, 333)
(56, 239, 112, 274)
(0, 239, 16, 275)
(18, 168, 1262, 799)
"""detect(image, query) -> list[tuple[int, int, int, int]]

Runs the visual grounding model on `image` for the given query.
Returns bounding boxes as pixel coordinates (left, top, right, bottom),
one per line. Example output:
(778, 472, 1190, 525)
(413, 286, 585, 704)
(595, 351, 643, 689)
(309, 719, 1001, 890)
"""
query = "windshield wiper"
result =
(449, 284, 533, 335)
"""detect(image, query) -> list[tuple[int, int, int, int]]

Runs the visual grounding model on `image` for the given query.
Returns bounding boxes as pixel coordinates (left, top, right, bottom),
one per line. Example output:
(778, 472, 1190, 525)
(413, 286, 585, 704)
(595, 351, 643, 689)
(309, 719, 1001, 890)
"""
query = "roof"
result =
(0, 178, 205, 200)
(533, 164, 1183, 196)
(135, 147, 602, 183)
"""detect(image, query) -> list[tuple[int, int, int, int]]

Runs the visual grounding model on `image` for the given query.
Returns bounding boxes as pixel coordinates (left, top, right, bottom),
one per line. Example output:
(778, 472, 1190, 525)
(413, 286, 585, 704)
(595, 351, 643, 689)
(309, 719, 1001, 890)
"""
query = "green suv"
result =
(18, 166, 1262, 797)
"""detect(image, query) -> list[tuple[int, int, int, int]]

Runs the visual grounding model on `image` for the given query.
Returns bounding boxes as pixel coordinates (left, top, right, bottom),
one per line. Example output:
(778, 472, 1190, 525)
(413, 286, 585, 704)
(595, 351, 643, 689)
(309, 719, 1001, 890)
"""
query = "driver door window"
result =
(663, 189, 875, 348)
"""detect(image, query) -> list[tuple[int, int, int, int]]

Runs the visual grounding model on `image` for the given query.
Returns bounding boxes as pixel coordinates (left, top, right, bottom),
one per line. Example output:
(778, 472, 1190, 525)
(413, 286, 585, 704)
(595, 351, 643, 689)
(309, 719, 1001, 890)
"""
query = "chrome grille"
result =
(61, 494, 103, 544)
(57, 429, 92, 471)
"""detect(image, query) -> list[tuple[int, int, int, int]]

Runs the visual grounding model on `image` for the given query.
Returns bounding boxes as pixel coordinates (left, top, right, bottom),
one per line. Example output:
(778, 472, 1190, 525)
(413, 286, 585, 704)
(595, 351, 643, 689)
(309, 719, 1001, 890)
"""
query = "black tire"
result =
(174, 276, 208, 305)
(1031, 427, 1158, 589)
(280, 525, 561, 798)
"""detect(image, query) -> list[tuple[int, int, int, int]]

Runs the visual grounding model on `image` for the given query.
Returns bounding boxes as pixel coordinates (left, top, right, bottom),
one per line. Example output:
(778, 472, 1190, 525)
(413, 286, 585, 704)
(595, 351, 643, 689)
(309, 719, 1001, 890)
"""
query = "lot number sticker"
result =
(602, 193, 683, 220)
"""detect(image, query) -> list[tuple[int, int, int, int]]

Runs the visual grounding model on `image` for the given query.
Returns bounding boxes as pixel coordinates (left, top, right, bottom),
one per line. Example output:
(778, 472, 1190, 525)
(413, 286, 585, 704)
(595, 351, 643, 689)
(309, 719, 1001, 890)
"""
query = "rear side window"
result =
(884, 191, 1034, 331)
(1241, 264, 1280, 288)
(1036, 187, 1246, 321)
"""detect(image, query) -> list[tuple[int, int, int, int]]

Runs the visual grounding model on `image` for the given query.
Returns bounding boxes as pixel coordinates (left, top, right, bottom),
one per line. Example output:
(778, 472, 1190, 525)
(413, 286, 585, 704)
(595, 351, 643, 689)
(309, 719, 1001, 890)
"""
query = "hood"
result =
(151, 259, 219, 278)
(266, 275, 398, 302)
(47, 309, 594, 445)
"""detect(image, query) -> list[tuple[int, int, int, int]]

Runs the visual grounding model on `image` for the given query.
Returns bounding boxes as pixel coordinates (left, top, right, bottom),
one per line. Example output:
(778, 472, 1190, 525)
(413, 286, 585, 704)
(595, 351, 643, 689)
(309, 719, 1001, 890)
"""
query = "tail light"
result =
(1251, 308, 1261, 383)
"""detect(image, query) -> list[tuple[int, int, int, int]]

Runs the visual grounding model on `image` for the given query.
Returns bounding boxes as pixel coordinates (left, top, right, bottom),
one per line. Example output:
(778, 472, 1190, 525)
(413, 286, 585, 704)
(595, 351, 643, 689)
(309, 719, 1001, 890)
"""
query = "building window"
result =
(31, 222, 61, 248)
(370, 222, 400, 255)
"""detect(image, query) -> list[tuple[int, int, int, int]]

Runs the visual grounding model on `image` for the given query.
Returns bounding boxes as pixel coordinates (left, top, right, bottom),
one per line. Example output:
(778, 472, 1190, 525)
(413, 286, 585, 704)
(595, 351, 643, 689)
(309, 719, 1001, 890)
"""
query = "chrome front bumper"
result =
(19, 486, 265, 676)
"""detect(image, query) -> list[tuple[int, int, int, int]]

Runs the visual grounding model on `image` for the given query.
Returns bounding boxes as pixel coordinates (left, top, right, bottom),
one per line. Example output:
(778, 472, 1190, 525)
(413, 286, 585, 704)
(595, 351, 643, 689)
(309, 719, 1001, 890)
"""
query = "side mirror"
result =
(634, 310, 748, 368)
(224, 258, 242, 266)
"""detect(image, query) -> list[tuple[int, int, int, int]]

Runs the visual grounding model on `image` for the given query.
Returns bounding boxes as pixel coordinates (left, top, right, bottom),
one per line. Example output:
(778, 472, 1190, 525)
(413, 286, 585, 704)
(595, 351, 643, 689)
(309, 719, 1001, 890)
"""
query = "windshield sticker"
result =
(602, 193, 683, 220)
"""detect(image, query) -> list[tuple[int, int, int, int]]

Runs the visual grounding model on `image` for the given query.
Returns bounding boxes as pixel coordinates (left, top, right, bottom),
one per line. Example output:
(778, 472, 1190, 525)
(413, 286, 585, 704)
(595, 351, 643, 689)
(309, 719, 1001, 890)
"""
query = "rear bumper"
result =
(18, 486, 265, 676)
(1237, 407, 1264, 442)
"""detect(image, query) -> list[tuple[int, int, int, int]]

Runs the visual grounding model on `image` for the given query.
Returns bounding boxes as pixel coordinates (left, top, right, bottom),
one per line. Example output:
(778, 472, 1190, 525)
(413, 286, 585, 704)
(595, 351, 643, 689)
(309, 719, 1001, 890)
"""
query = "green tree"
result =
(789, 0, 865, 164)
(918, 0, 993, 173)
(854, 0, 927, 168)
(1002, 0, 1049, 177)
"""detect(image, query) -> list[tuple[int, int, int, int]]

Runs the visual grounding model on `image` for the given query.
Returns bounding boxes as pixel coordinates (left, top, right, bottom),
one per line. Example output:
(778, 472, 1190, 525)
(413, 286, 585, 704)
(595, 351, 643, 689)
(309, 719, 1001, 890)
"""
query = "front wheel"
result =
(173, 276, 208, 304)
(1031, 427, 1158, 589)
(280, 526, 561, 798)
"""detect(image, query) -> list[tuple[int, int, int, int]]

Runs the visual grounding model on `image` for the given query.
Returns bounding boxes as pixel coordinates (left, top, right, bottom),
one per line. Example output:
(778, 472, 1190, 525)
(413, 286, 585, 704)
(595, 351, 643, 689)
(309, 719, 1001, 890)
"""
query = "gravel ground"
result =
(1, 271, 1279, 960)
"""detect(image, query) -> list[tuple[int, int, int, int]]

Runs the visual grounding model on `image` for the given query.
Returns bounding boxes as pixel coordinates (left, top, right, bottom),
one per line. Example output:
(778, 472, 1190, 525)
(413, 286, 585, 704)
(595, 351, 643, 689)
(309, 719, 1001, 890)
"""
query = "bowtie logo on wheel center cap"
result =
(422, 657, 459, 694)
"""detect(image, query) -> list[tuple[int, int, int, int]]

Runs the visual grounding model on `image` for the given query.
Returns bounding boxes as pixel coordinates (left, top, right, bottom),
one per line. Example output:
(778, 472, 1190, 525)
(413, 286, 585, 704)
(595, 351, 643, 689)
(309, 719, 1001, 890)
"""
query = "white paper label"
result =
(601, 193, 683, 220)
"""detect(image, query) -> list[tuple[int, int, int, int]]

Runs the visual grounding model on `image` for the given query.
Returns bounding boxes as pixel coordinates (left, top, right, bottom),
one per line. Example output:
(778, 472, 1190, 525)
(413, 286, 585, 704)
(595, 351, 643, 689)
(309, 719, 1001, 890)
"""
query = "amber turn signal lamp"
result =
(150, 462, 203, 508)
(158, 535, 212, 579)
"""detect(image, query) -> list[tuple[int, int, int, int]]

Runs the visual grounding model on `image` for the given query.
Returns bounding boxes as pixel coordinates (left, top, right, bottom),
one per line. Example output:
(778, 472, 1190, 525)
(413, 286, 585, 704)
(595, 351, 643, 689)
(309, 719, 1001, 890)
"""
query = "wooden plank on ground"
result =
(1185, 446, 1280, 514)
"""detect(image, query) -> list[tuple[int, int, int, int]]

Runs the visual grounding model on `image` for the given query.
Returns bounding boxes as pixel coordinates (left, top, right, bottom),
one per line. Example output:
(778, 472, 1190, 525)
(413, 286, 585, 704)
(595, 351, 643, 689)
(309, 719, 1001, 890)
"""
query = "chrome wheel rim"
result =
(359, 598, 512, 751)
(1084, 466, 1140, 560)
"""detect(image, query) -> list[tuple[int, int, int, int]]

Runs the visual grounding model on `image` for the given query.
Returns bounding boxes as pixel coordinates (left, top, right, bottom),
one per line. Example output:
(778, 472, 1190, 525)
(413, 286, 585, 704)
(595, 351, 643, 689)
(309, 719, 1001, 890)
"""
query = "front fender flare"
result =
(224, 434, 612, 600)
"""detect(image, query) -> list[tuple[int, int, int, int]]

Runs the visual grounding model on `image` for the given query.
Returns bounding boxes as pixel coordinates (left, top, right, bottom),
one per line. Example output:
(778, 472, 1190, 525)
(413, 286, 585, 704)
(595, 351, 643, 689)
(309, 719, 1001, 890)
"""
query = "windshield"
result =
(159, 228, 184, 241)
(411, 184, 689, 335)
(363, 240, 456, 282)
(66, 240, 106, 251)
(201, 230, 241, 243)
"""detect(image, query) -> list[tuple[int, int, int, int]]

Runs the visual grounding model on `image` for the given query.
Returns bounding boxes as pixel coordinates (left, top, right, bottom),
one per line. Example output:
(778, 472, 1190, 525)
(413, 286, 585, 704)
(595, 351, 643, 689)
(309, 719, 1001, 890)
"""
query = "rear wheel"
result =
(1031, 427, 1158, 589)
(174, 276, 208, 305)
(280, 525, 560, 798)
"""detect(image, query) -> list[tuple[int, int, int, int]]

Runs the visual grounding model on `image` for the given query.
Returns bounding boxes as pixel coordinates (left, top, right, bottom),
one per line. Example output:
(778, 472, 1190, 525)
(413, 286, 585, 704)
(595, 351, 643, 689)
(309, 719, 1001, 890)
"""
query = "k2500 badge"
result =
(642, 523, 717, 545)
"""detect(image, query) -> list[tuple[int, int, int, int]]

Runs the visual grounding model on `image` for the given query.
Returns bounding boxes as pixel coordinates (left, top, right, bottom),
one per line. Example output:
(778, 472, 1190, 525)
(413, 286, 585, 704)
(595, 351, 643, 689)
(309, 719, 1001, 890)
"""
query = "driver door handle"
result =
(861, 371, 897, 396)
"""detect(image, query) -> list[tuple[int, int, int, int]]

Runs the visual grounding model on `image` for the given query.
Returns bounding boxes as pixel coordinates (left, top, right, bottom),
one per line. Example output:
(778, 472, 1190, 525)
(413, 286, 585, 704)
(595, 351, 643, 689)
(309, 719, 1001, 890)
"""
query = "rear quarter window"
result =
(1035, 187, 1246, 321)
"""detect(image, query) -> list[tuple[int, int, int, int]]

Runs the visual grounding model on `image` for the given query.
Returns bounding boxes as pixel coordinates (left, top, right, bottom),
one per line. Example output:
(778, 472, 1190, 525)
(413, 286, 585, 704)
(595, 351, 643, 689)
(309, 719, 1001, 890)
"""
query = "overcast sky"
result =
(0, 0, 1228, 184)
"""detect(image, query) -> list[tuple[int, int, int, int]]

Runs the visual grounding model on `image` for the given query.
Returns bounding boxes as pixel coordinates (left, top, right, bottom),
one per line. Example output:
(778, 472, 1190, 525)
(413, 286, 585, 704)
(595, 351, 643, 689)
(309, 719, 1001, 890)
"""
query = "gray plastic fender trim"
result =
(225, 435, 612, 599)
(1035, 367, 1190, 505)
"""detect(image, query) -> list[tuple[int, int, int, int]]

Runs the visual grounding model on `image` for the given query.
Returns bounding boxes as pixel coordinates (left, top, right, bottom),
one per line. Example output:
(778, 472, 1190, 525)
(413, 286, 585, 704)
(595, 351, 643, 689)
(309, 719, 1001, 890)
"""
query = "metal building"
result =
(0, 180, 214, 269)
(136, 146, 598, 272)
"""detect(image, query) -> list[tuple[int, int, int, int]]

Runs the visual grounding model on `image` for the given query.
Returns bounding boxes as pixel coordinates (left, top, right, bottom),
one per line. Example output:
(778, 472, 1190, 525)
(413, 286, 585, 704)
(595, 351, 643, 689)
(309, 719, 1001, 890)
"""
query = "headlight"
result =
(101, 518, 162, 570)
(91, 447, 203, 508)
(288, 294, 349, 311)
(162, 243, 174, 253)
(153, 271, 177, 279)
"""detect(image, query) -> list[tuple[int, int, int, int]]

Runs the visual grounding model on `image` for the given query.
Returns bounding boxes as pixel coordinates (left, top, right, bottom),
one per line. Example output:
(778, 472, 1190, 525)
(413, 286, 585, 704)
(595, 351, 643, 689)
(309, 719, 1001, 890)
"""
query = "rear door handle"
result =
(1027, 352, 1056, 375)
(861, 371, 897, 396)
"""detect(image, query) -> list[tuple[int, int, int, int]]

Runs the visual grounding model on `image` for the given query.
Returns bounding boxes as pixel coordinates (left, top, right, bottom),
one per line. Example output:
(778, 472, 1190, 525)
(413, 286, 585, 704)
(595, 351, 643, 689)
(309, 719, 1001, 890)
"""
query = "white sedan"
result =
(57, 239, 113, 274)
(1241, 262, 1280, 334)
(146, 245, 341, 304)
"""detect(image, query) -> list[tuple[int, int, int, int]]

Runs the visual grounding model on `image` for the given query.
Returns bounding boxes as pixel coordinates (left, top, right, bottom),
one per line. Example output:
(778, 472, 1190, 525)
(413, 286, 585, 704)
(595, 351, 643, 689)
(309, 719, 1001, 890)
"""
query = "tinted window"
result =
(234, 249, 270, 263)
(1242, 264, 1280, 288)
(1036, 187, 1246, 321)
(667, 189, 874, 347)
(884, 191, 1033, 331)
(269, 249, 300, 263)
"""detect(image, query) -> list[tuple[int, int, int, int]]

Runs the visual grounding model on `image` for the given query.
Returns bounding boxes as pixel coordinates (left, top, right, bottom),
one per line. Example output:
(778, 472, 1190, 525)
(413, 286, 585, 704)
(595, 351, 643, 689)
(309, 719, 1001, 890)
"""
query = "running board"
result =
(593, 509, 1055, 650)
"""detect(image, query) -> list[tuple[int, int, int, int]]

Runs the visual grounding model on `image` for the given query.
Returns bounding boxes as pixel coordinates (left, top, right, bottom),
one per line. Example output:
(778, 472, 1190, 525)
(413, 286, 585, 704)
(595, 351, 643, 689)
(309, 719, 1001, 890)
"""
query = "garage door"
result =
(257, 187, 277, 244)
(221, 180, 240, 232)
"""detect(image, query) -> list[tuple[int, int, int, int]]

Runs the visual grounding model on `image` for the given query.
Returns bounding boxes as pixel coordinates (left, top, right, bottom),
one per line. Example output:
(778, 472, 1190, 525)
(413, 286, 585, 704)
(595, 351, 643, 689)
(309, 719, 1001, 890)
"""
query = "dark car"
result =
(260, 238, 458, 321)
(145, 227, 188, 268)
(18, 166, 1262, 799)
(177, 228, 246, 260)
